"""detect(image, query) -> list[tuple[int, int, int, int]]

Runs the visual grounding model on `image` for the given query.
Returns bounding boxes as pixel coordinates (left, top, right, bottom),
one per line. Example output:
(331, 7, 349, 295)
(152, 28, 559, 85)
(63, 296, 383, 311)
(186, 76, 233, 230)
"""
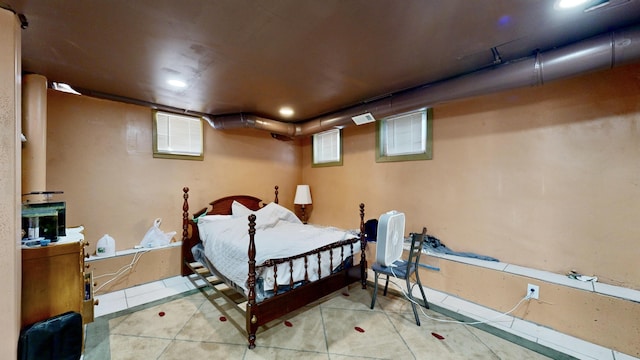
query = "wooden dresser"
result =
(21, 240, 94, 328)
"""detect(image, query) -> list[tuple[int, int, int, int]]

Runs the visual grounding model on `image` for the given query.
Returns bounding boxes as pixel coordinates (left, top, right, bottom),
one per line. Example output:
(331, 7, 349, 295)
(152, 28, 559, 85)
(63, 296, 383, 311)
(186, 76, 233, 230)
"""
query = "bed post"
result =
(359, 203, 367, 289)
(181, 187, 190, 276)
(274, 185, 279, 204)
(246, 214, 258, 349)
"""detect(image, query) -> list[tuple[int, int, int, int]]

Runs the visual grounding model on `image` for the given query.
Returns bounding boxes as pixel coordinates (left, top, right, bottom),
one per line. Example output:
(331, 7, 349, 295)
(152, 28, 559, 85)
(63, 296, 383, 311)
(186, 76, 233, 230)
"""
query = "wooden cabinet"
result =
(21, 241, 94, 328)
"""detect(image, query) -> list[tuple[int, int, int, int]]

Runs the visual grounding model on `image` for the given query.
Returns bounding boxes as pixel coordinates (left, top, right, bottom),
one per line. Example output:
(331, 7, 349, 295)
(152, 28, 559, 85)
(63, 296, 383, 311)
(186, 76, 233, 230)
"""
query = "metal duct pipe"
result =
(295, 24, 640, 137)
(209, 113, 297, 137)
(207, 24, 640, 138)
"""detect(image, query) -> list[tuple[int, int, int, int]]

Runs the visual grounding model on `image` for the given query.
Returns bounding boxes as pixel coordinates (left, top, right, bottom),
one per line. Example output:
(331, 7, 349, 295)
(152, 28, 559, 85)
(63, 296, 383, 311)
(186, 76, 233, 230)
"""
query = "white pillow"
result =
(231, 201, 301, 225)
(197, 214, 232, 243)
(198, 214, 232, 223)
(256, 202, 302, 225)
(231, 200, 255, 218)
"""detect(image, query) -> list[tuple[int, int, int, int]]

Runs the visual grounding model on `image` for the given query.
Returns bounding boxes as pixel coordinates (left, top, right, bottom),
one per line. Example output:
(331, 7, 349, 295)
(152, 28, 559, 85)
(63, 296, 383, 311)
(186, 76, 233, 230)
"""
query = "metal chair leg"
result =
(415, 272, 429, 309)
(383, 275, 389, 296)
(370, 271, 379, 309)
(406, 276, 421, 326)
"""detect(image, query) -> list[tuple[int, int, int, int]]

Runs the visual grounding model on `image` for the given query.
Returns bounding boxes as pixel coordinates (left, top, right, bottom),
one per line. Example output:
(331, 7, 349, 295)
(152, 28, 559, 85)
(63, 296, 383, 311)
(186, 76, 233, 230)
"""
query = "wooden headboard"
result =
(181, 186, 279, 275)
(192, 195, 263, 217)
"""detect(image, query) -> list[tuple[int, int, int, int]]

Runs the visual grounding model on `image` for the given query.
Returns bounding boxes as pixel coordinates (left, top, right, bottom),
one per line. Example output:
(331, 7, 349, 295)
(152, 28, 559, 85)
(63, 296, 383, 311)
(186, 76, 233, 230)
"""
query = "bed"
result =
(180, 186, 367, 349)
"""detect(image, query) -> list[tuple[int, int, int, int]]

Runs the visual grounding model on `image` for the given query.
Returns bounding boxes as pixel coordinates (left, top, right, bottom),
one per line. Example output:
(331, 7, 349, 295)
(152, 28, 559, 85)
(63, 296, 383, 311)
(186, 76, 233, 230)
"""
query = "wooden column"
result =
(22, 73, 48, 201)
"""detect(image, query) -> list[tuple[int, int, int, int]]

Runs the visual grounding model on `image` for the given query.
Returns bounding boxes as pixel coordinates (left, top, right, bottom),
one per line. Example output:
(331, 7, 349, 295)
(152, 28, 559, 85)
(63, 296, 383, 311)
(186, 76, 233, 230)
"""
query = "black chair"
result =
(370, 227, 430, 326)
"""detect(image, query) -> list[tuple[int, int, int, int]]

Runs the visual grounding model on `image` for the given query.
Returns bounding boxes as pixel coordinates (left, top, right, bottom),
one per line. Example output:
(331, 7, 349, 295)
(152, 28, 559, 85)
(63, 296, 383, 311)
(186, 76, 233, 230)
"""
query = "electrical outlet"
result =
(527, 284, 540, 299)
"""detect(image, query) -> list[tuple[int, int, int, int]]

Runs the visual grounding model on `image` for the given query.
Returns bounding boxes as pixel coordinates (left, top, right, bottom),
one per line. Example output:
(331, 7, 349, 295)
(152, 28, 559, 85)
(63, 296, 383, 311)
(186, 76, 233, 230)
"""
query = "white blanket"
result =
(198, 203, 360, 294)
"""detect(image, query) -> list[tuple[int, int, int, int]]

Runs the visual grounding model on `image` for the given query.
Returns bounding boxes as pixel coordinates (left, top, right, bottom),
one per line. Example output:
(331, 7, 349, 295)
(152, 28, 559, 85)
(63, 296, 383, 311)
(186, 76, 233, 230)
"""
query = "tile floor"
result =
(84, 273, 638, 360)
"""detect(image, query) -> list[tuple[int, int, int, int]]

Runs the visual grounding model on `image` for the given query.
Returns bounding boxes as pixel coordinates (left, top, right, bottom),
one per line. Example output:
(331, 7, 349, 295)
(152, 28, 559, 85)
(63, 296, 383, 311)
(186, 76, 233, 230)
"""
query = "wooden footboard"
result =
(245, 207, 366, 348)
(181, 186, 367, 349)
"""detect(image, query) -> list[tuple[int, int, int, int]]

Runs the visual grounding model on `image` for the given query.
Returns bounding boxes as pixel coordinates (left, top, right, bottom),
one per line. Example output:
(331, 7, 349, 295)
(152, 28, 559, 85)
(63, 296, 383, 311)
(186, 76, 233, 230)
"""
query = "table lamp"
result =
(294, 185, 312, 224)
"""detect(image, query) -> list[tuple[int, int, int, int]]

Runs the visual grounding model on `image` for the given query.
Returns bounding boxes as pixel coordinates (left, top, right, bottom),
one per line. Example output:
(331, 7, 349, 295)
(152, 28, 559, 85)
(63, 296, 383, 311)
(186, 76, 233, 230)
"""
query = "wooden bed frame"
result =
(181, 186, 367, 349)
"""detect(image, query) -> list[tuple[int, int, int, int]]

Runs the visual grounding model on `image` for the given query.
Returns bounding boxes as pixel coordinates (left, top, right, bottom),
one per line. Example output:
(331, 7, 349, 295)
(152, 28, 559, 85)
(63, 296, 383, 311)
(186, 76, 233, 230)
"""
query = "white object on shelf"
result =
(96, 234, 116, 257)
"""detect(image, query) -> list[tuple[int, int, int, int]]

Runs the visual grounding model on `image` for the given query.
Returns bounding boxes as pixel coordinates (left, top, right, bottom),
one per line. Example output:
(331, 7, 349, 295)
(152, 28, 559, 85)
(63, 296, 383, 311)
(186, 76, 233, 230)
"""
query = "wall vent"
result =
(351, 113, 376, 125)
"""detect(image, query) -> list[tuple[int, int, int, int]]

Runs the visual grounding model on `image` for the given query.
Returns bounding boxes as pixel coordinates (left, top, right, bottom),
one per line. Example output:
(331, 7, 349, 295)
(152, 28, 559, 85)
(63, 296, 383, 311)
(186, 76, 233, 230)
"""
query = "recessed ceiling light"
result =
(279, 107, 294, 117)
(555, 0, 591, 9)
(167, 79, 187, 88)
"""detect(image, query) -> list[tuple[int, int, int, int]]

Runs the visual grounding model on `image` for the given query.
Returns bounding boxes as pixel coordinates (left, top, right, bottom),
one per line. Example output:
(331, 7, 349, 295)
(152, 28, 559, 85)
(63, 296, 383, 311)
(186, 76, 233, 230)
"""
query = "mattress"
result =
(197, 202, 361, 296)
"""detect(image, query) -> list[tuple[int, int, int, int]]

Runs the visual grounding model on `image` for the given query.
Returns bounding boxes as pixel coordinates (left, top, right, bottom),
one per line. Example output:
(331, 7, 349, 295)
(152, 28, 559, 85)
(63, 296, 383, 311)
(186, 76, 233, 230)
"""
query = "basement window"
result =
(312, 129, 343, 167)
(153, 111, 204, 160)
(376, 108, 433, 162)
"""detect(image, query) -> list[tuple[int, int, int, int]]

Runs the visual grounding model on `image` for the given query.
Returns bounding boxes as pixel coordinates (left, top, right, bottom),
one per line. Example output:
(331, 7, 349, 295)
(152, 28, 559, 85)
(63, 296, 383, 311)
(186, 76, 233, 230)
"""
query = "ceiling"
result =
(3, 0, 640, 123)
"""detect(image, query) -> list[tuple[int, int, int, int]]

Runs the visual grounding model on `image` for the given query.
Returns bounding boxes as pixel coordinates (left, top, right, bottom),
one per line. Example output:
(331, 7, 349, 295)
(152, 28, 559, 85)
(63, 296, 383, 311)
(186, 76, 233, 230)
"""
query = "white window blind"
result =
(382, 110, 426, 156)
(154, 112, 203, 157)
(313, 129, 341, 164)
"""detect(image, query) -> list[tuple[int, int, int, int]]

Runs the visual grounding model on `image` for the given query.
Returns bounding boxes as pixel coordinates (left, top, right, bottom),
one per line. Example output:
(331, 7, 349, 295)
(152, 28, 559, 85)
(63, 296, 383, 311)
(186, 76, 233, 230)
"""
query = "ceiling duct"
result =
(209, 24, 640, 138)
(208, 113, 296, 137)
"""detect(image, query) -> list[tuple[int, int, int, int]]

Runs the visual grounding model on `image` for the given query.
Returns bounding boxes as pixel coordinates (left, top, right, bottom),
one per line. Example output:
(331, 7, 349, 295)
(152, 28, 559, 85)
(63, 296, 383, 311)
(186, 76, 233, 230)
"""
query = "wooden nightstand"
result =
(21, 240, 94, 328)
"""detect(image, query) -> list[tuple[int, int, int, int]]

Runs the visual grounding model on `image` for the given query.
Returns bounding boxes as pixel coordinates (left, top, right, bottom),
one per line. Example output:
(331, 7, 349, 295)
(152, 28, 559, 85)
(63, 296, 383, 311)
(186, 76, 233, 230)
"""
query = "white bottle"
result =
(96, 234, 116, 257)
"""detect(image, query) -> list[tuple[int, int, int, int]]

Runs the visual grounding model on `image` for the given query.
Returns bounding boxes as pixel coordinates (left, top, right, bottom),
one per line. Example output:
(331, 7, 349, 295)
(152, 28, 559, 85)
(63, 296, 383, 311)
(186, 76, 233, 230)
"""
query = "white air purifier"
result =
(375, 210, 406, 266)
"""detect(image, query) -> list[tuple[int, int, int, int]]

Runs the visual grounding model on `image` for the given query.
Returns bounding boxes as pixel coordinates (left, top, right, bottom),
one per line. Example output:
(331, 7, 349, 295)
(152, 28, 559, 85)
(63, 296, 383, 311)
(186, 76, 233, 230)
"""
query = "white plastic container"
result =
(96, 234, 116, 257)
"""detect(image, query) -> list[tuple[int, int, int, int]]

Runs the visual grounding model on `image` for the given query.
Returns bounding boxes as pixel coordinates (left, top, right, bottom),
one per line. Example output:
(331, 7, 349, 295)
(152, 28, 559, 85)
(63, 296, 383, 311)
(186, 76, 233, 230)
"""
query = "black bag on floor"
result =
(18, 311, 83, 360)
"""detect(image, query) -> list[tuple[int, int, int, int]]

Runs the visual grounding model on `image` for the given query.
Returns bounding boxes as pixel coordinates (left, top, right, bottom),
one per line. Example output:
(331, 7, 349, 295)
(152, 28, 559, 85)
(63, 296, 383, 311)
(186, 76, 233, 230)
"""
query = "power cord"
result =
(525, 287, 536, 300)
(93, 248, 151, 293)
(386, 267, 532, 325)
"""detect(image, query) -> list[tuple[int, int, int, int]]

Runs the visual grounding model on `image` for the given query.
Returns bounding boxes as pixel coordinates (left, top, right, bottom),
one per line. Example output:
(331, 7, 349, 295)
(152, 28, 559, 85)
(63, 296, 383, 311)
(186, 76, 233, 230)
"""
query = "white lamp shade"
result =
(294, 185, 312, 205)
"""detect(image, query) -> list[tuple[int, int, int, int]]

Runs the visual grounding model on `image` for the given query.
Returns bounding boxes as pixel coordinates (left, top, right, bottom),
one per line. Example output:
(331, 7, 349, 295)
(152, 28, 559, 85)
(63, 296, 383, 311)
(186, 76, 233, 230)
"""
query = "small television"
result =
(21, 201, 66, 241)
(375, 210, 405, 266)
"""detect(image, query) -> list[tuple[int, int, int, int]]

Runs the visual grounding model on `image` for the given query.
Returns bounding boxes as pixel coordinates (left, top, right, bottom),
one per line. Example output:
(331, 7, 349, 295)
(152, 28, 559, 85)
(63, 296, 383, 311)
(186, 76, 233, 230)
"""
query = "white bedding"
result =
(198, 202, 361, 294)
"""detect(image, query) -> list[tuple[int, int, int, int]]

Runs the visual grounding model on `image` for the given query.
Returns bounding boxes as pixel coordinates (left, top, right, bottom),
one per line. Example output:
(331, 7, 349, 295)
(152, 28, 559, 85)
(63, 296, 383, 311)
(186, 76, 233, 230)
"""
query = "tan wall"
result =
(304, 63, 640, 290)
(45, 91, 301, 291)
(0, 8, 21, 359)
(89, 247, 182, 294)
(418, 259, 640, 357)
(303, 63, 640, 356)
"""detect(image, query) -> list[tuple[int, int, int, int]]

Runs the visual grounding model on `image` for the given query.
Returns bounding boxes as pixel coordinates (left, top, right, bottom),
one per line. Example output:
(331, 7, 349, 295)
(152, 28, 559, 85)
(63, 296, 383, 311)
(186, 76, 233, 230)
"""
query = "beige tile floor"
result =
(85, 283, 558, 360)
